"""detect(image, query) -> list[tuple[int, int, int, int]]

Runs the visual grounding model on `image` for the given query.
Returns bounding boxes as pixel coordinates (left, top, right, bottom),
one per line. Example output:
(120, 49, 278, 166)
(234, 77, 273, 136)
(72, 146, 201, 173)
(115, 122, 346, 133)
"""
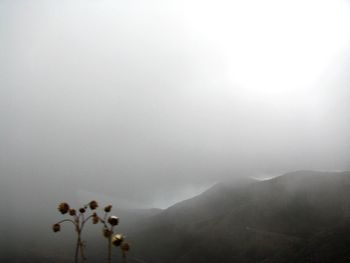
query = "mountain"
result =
(126, 171, 350, 263)
(2, 170, 350, 262)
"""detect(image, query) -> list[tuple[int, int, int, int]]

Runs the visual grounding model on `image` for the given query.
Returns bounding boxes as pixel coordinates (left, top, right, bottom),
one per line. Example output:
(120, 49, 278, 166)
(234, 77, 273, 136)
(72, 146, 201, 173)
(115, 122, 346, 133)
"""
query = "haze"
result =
(1, 0, 350, 209)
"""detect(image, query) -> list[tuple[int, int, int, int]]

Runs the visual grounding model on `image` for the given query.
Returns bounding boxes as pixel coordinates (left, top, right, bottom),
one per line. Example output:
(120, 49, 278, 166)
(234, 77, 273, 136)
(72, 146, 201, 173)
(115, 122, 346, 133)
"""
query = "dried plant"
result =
(96, 205, 130, 262)
(53, 200, 130, 263)
(53, 201, 100, 263)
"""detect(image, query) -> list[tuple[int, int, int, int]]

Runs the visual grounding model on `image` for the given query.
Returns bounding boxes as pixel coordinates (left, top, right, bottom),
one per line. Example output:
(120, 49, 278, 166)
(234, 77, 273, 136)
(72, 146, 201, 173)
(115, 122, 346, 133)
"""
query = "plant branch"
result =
(55, 219, 76, 226)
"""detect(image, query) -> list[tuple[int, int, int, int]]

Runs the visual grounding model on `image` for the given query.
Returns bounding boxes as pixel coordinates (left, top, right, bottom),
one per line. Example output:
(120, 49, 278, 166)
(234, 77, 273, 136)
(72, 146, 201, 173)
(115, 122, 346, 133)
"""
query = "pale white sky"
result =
(1, 0, 350, 208)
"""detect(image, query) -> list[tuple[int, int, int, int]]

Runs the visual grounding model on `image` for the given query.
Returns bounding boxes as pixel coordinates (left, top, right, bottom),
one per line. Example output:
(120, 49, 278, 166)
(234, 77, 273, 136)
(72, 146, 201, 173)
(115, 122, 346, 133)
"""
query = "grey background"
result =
(1, 0, 350, 209)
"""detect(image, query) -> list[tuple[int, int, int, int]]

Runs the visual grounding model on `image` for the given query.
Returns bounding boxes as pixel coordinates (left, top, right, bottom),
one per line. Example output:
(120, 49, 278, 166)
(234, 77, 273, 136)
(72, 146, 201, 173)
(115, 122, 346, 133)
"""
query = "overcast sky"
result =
(1, 0, 350, 208)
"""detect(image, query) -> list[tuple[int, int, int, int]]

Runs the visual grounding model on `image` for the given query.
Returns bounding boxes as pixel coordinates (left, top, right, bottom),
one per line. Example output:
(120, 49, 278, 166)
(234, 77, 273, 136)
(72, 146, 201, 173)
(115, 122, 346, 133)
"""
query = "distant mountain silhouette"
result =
(127, 171, 350, 263)
(2, 170, 350, 263)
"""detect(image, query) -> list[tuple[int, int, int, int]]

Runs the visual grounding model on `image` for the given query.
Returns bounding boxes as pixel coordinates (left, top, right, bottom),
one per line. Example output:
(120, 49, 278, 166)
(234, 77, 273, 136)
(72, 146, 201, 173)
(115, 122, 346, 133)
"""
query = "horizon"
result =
(2, 0, 350, 211)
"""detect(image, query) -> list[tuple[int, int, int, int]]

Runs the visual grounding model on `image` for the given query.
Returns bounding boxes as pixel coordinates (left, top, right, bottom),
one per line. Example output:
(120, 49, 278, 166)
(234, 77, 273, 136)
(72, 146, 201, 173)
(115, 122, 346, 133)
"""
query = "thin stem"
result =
(77, 214, 89, 261)
(81, 214, 94, 231)
(81, 213, 85, 223)
(75, 235, 80, 263)
(55, 219, 76, 226)
(79, 236, 86, 261)
(98, 215, 109, 230)
(122, 251, 127, 263)
(108, 226, 114, 262)
(108, 234, 112, 263)
(55, 216, 79, 261)
(103, 211, 108, 222)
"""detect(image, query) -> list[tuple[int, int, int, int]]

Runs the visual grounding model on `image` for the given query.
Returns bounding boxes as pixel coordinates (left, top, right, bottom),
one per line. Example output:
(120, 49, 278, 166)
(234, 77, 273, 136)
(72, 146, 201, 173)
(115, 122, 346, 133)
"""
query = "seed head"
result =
(89, 200, 98, 210)
(69, 209, 76, 216)
(104, 205, 112, 213)
(121, 242, 130, 252)
(58, 203, 70, 214)
(92, 213, 99, 224)
(112, 234, 124, 246)
(79, 208, 86, 214)
(52, 223, 61, 232)
(103, 228, 112, 238)
(108, 216, 119, 226)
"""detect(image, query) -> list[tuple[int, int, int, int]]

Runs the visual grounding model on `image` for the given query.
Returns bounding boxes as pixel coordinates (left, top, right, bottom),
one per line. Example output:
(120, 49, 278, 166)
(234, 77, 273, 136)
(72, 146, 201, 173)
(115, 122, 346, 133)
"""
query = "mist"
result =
(1, 0, 350, 210)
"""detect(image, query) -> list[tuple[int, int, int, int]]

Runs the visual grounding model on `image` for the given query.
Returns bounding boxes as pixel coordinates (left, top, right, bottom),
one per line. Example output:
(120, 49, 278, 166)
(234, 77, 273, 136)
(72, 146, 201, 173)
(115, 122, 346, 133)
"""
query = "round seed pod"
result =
(108, 216, 119, 226)
(79, 208, 86, 214)
(104, 205, 112, 213)
(58, 203, 70, 214)
(92, 213, 99, 224)
(103, 228, 112, 238)
(69, 209, 76, 216)
(121, 242, 130, 252)
(89, 200, 98, 210)
(52, 223, 61, 232)
(112, 234, 124, 246)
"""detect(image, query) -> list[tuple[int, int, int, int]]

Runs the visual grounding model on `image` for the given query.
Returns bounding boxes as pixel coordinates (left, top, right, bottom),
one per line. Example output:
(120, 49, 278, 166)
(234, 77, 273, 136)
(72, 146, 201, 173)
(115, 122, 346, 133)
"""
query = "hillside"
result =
(127, 171, 350, 263)
(2, 170, 350, 263)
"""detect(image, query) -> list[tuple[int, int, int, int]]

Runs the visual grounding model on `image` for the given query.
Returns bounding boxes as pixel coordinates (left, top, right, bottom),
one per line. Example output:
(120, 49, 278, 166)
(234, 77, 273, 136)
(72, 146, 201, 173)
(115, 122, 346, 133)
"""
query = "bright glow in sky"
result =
(185, 0, 350, 106)
(1, 0, 350, 208)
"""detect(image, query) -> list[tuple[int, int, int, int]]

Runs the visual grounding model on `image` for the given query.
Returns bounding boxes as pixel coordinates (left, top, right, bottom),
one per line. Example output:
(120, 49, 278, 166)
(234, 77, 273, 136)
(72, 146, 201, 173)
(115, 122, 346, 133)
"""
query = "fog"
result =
(1, 0, 350, 209)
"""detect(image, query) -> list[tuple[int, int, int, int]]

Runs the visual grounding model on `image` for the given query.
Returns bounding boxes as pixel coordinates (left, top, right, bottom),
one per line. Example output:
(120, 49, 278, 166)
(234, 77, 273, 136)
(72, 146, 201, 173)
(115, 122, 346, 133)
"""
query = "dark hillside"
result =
(127, 171, 350, 263)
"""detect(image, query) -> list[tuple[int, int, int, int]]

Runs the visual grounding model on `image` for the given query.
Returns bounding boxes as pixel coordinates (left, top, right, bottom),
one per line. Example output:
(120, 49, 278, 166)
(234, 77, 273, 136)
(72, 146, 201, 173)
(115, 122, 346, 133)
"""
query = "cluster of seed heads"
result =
(53, 200, 130, 262)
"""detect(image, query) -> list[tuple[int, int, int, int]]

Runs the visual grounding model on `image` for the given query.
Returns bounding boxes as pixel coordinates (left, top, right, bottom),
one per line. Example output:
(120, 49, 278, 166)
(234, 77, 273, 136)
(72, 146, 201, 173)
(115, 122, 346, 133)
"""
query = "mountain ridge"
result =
(127, 170, 350, 263)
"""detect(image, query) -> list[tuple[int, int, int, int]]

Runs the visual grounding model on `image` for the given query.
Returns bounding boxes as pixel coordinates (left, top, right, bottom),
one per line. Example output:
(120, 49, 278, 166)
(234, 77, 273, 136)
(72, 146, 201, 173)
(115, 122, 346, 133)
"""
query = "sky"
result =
(1, 0, 350, 208)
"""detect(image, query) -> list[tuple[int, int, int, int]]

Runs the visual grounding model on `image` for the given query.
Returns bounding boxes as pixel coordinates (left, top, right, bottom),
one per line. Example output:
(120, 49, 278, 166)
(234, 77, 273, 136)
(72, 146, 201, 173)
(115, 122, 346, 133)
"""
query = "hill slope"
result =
(128, 171, 350, 263)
